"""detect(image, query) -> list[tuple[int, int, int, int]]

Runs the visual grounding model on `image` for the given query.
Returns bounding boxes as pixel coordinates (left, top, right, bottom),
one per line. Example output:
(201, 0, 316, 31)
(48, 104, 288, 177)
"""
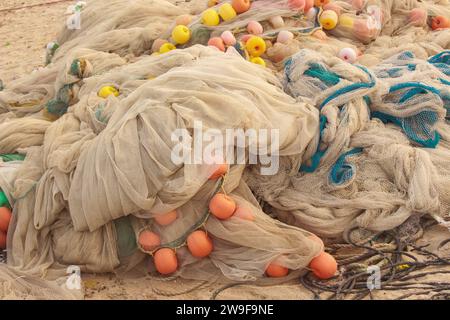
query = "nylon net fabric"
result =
(0, 0, 449, 299)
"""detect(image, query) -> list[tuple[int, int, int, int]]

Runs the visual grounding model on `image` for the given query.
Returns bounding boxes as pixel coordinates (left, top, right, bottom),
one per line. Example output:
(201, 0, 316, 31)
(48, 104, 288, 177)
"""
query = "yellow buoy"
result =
(172, 25, 191, 45)
(98, 86, 119, 98)
(250, 57, 266, 67)
(218, 3, 237, 22)
(159, 43, 176, 54)
(319, 10, 339, 30)
(202, 9, 220, 26)
(245, 36, 266, 57)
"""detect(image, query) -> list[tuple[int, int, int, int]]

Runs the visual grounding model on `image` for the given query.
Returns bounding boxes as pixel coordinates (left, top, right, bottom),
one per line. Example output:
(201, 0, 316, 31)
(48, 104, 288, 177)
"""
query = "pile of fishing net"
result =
(0, 0, 449, 299)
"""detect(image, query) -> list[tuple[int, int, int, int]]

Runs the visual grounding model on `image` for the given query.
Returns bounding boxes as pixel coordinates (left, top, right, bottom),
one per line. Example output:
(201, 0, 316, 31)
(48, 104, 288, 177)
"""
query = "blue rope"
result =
(428, 51, 450, 64)
(299, 65, 374, 173)
(389, 82, 441, 95)
(428, 51, 450, 76)
(304, 63, 341, 87)
(329, 148, 363, 186)
(300, 115, 327, 173)
(319, 66, 376, 109)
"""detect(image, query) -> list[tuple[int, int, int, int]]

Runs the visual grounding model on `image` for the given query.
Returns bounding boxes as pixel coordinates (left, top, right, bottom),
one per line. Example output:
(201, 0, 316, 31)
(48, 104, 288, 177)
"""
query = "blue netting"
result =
(438, 79, 450, 118)
(329, 148, 363, 186)
(286, 60, 375, 173)
(300, 115, 327, 173)
(374, 51, 417, 79)
(283, 58, 294, 84)
(373, 110, 440, 148)
(288, 51, 448, 177)
(428, 51, 450, 76)
(372, 82, 442, 148)
(319, 66, 376, 109)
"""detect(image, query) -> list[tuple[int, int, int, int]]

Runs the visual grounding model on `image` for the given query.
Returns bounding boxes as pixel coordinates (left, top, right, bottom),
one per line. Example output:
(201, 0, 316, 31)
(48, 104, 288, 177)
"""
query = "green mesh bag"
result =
(114, 217, 137, 259)
(0, 154, 26, 162)
(0, 191, 10, 208)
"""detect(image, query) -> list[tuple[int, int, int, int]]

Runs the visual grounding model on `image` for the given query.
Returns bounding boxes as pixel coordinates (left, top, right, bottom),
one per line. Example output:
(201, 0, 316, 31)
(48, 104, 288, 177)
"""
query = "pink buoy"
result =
(208, 37, 225, 52)
(175, 14, 192, 26)
(304, 0, 314, 12)
(351, 0, 364, 11)
(221, 31, 236, 46)
(269, 16, 284, 29)
(277, 30, 294, 44)
(241, 34, 253, 43)
(338, 47, 357, 63)
(409, 8, 427, 27)
(288, 0, 305, 11)
(247, 20, 263, 35)
(352, 19, 374, 40)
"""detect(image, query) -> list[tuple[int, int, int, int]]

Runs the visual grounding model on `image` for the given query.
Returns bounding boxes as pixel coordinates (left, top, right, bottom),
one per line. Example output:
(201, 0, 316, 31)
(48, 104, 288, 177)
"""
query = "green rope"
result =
(0, 191, 10, 208)
(0, 153, 25, 162)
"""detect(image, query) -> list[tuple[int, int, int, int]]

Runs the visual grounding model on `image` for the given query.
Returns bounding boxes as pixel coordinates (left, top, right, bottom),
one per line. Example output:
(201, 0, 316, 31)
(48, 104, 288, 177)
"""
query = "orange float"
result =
(138, 230, 161, 251)
(266, 262, 289, 277)
(431, 16, 450, 30)
(208, 37, 226, 52)
(209, 194, 236, 220)
(187, 230, 214, 258)
(154, 210, 177, 226)
(154, 248, 178, 275)
(309, 252, 337, 279)
(209, 164, 228, 180)
(231, 0, 251, 14)
(0, 207, 11, 233)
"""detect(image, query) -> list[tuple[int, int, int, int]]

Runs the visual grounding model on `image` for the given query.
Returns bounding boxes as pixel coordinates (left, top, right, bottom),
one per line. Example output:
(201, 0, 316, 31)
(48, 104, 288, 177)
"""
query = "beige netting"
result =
(0, 0, 449, 299)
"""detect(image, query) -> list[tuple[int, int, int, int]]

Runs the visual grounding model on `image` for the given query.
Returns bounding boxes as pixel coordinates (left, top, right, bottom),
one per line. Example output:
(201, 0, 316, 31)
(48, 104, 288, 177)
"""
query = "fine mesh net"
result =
(0, 0, 449, 299)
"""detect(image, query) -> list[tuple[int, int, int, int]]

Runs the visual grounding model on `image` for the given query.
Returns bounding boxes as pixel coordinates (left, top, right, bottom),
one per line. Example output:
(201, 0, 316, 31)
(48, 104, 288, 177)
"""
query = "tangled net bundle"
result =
(0, 0, 449, 299)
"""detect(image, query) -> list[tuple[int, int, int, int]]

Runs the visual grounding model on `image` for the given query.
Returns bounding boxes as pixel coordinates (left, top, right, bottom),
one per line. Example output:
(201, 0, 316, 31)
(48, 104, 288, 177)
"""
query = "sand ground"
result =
(0, 0, 449, 300)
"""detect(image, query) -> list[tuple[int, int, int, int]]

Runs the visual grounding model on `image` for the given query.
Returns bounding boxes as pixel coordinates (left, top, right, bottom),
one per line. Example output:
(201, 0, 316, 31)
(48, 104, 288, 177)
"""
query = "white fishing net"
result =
(0, 0, 448, 299)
